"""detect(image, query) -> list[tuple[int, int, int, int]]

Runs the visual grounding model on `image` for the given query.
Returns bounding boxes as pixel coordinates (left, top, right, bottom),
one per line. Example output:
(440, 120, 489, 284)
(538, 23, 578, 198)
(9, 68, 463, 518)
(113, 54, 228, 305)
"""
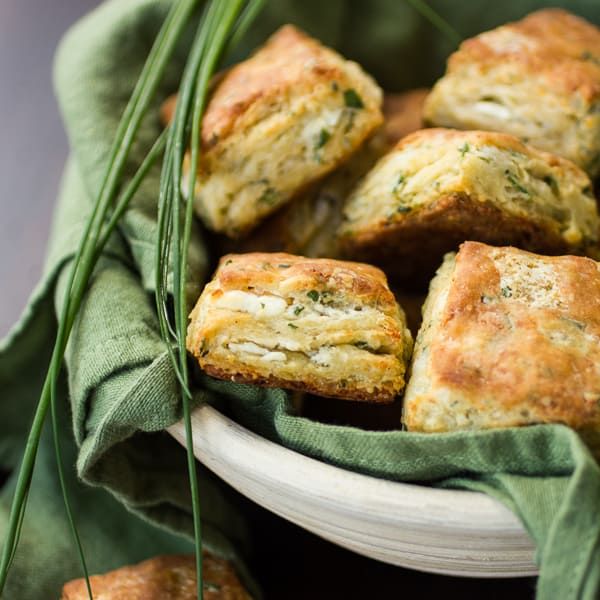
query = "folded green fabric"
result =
(1, 0, 600, 598)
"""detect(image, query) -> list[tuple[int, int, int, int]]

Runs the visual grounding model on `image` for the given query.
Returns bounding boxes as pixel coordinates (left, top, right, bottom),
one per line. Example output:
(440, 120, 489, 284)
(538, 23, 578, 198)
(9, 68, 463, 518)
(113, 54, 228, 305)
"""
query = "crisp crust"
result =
(403, 242, 600, 444)
(342, 192, 576, 284)
(423, 9, 600, 175)
(187, 253, 412, 403)
(340, 128, 600, 283)
(201, 25, 351, 147)
(213, 253, 399, 312)
(61, 554, 251, 599)
(450, 9, 600, 101)
(175, 24, 383, 237)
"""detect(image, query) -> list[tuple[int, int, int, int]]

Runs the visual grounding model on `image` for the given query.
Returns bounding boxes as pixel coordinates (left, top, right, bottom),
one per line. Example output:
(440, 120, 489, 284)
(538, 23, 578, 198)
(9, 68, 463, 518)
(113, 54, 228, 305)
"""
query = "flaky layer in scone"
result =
(187, 253, 413, 402)
(61, 553, 251, 599)
(424, 9, 600, 176)
(232, 89, 428, 259)
(339, 128, 600, 283)
(403, 242, 600, 454)
(178, 24, 382, 237)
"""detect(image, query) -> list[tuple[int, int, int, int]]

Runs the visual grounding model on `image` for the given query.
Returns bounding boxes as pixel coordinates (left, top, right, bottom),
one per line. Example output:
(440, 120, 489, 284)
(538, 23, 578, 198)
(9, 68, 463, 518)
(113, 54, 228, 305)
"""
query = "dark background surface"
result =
(0, 1, 535, 597)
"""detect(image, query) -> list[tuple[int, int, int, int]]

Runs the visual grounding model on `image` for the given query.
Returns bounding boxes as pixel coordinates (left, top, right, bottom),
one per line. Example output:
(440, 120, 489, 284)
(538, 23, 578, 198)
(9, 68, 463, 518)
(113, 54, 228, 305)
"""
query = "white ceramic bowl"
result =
(168, 405, 537, 578)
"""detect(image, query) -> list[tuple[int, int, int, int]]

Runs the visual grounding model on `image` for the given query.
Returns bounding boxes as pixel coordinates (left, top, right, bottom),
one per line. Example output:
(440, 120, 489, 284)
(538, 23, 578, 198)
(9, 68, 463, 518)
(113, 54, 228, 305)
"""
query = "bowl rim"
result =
(168, 404, 538, 578)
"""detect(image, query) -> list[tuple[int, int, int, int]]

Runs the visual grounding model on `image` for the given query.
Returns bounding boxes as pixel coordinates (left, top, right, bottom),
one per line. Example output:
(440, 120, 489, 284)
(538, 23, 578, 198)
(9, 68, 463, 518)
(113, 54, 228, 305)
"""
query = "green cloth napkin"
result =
(2, 0, 600, 598)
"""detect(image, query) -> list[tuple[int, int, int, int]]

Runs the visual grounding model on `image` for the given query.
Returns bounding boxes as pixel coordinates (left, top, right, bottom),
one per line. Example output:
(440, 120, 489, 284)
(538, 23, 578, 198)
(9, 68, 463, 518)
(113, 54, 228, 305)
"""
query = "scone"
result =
(340, 128, 600, 283)
(61, 553, 251, 599)
(187, 253, 413, 402)
(403, 242, 600, 454)
(180, 24, 382, 237)
(232, 89, 428, 259)
(423, 9, 600, 176)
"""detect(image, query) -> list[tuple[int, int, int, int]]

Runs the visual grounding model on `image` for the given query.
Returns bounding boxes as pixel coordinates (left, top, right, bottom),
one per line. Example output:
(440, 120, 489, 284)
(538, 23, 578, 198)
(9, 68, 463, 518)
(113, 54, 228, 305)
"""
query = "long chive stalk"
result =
(405, 0, 462, 45)
(155, 2, 265, 598)
(0, 2, 199, 596)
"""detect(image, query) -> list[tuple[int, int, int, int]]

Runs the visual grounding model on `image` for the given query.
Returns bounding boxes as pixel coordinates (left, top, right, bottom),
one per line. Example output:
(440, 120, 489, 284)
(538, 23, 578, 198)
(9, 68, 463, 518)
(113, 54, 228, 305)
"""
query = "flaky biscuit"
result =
(179, 24, 382, 237)
(403, 242, 600, 455)
(424, 9, 600, 176)
(187, 253, 413, 402)
(340, 128, 599, 282)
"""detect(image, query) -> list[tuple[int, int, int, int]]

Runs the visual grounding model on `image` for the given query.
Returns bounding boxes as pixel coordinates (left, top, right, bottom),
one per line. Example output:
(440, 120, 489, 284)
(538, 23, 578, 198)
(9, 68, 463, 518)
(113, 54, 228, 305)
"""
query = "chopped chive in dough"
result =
(288, 323, 298, 329)
(543, 175, 560, 195)
(315, 128, 331, 150)
(392, 173, 406, 195)
(501, 285, 512, 298)
(293, 305, 305, 315)
(458, 142, 470, 157)
(354, 341, 369, 349)
(225, 259, 233, 265)
(397, 205, 411, 213)
(307, 290, 320, 302)
(343, 88, 364, 109)
(505, 170, 530, 195)
(278, 263, 291, 268)
(257, 187, 279, 206)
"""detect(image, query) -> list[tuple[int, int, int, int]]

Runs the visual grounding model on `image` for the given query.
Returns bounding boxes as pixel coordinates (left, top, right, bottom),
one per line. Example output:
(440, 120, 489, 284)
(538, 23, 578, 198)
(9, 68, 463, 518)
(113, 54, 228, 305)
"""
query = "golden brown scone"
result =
(180, 24, 382, 237)
(228, 89, 427, 259)
(61, 553, 251, 599)
(424, 9, 600, 177)
(403, 242, 600, 454)
(339, 128, 600, 283)
(187, 253, 413, 403)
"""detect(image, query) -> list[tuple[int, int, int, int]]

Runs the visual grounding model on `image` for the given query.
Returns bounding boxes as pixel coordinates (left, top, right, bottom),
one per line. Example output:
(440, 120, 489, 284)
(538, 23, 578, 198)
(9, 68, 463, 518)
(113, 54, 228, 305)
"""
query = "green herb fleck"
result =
(344, 88, 364, 109)
(392, 173, 406, 196)
(288, 323, 298, 329)
(543, 175, 560, 195)
(354, 341, 369, 349)
(293, 305, 305, 316)
(199, 339, 209, 358)
(307, 290, 320, 302)
(505, 170, 529, 195)
(225, 259, 233, 265)
(500, 286, 512, 298)
(257, 187, 279, 206)
(458, 142, 470, 157)
(331, 81, 339, 92)
(278, 263, 291, 268)
(397, 205, 411, 213)
(260, 302, 265, 309)
(581, 50, 600, 65)
(315, 128, 331, 149)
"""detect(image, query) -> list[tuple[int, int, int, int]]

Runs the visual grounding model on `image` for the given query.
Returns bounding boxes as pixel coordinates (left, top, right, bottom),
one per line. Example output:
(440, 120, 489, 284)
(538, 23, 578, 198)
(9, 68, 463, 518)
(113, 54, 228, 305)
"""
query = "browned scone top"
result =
(339, 128, 600, 285)
(424, 9, 600, 176)
(403, 242, 600, 453)
(172, 24, 382, 237)
(61, 553, 251, 599)
(187, 253, 413, 403)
